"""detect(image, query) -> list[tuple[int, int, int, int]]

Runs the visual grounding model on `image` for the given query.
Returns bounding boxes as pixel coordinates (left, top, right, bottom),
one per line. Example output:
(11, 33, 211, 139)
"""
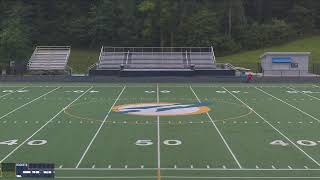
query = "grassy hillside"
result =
(218, 36, 320, 70)
(68, 49, 99, 73)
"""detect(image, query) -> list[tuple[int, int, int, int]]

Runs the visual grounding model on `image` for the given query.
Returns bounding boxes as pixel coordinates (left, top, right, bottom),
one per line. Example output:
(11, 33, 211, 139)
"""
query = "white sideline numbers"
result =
(135, 140, 153, 146)
(270, 139, 319, 147)
(145, 90, 171, 94)
(163, 140, 182, 146)
(136, 139, 181, 146)
(27, 140, 47, 146)
(0, 139, 18, 146)
(0, 139, 47, 146)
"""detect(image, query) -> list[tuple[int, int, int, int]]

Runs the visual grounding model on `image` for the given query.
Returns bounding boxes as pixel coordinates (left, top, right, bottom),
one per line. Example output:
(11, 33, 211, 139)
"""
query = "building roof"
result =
(260, 52, 311, 58)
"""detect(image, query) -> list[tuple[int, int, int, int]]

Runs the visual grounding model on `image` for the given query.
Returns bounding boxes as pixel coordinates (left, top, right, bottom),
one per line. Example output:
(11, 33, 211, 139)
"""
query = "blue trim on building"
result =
(272, 57, 292, 63)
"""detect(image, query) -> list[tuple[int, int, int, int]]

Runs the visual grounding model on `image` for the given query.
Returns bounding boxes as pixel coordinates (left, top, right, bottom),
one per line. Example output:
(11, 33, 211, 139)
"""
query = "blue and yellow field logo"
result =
(112, 102, 210, 116)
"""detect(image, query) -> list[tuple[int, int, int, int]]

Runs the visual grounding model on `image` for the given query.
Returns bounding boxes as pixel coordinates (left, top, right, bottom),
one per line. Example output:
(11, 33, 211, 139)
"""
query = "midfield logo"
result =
(112, 102, 210, 116)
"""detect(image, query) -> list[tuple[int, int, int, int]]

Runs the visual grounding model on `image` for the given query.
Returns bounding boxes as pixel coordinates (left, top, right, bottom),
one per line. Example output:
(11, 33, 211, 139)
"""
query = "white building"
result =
(260, 52, 312, 76)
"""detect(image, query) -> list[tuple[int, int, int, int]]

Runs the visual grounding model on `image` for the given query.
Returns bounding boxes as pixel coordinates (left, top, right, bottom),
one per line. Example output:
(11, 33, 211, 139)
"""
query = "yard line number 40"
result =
(270, 140, 320, 147)
(0, 139, 47, 146)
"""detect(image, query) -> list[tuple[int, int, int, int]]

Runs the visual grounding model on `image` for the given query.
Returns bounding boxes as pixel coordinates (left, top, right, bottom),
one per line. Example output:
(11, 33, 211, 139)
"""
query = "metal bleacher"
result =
(89, 46, 235, 76)
(27, 46, 71, 73)
(95, 47, 216, 70)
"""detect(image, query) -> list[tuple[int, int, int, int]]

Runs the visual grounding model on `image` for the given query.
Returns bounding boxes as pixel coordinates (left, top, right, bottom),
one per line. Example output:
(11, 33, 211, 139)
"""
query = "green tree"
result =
(0, 17, 31, 63)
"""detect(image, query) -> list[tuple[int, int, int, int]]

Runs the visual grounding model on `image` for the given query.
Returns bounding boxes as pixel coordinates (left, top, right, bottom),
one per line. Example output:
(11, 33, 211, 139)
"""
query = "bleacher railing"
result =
(102, 47, 213, 54)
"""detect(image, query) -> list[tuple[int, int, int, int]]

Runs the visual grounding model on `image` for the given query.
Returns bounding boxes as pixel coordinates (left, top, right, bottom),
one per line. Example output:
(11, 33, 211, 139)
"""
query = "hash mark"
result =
(223, 165, 226, 169)
(288, 166, 292, 169)
(108, 165, 111, 169)
(255, 165, 259, 169)
(92, 164, 95, 168)
(207, 165, 210, 169)
(59, 165, 63, 168)
(304, 166, 309, 169)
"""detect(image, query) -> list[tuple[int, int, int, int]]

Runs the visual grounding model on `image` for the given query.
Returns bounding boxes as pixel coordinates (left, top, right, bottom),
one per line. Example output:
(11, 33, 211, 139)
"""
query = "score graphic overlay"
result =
(15, 163, 55, 178)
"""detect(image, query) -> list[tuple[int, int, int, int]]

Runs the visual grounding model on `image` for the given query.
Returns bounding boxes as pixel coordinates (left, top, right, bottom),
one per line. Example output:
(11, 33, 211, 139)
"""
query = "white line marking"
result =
(256, 165, 259, 169)
(256, 87, 320, 122)
(0, 87, 93, 163)
(75, 86, 126, 168)
(0, 87, 60, 121)
(56, 167, 320, 171)
(223, 87, 320, 167)
(190, 86, 242, 169)
(92, 164, 95, 168)
(157, 83, 161, 179)
(272, 165, 276, 169)
(0, 87, 27, 98)
(56, 177, 156, 179)
(55, 176, 320, 179)
(288, 166, 292, 169)
(59, 165, 63, 168)
(288, 87, 320, 101)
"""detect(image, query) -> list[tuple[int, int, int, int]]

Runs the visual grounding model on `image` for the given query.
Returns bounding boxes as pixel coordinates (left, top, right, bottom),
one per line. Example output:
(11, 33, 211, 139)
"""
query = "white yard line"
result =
(287, 87, 320, 101)
(255, 87, 320, 122)
(190, 86, 242, 168)
(223, 87, 320, 167)
(0, 87, 61, 121)
(313, 85, 320, 88)
(0, 87, 93, 163)
(75, 86, 126, 168)
(156, 84, 161, 179)
(0, 86, 27, 98)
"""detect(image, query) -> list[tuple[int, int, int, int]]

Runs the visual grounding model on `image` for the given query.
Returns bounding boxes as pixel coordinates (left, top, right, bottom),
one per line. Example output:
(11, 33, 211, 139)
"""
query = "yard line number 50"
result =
(135, 139, 182, 146)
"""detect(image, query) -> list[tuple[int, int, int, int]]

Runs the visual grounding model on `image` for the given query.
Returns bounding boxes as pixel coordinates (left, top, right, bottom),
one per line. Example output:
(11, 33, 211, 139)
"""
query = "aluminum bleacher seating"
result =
(27, 46, 71, 72)
(95, 47, 216, 71)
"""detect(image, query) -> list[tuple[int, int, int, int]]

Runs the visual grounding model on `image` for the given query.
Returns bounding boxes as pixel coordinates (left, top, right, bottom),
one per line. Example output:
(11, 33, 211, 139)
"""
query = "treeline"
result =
(0, 0, 320, 62)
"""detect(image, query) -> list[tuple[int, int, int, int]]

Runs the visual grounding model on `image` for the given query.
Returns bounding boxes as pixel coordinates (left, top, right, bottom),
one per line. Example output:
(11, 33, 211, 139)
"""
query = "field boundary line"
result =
(56, 177, 156, 179)
(55, 176, 320, 179)
(255, 87, 320, 122)
(0, 87, 93, 163)
(288, 87, 320, 101)
(56, 167, 320, 171)
(0, 86, 27, 99)
(190, 86, 242, 168)
(156, 84, 161, 180)
(223, 87, 320, 167)
(159, 176, 320, 179)
(75, 86, 126, 168)
(0, 87, 60, 121)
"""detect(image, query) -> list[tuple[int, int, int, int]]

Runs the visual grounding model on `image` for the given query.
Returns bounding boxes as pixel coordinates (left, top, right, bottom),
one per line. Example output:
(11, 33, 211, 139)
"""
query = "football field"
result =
(1, 83, 320, 179)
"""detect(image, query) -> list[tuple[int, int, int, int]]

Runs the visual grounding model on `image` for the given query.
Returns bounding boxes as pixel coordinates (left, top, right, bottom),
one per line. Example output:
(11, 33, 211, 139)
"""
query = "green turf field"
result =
(1, 83, 320, 179)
